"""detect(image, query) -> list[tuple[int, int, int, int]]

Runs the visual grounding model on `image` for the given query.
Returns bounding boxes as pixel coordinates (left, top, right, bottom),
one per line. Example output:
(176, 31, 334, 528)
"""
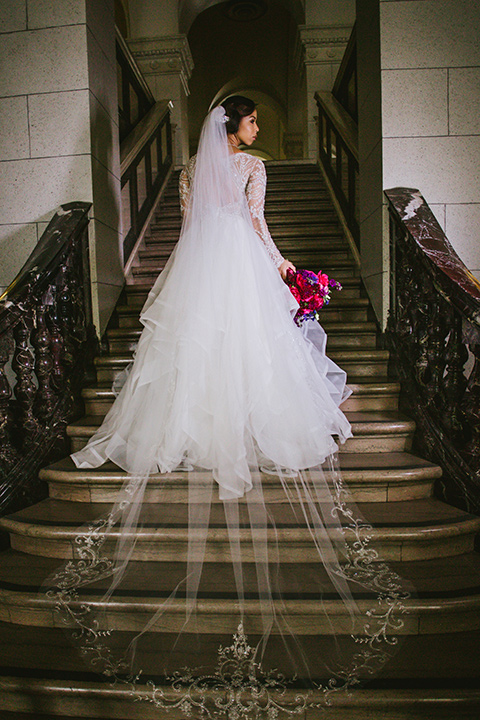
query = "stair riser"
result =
(68, 431, 411, 455)
(138, 251, 352, 266)
(129, 269, 360, 287)
(83, 389, 399, 416)
(106, 334, 377, 355)
(340, 434, 412, 453)
(116, 308, 368, 328)
(124, 287, 362, 305)
(4, 597, 479, 637)
(47, 474, 434, 504)
(2, 684, 480, 720)
(8, 529, 476, 563)
(341, 395, 399, 412)
(331, 360, 388, 377)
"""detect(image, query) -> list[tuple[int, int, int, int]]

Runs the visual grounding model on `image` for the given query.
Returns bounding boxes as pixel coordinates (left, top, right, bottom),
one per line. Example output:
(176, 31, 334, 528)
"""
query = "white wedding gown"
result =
(72, 151, 352, 494)
(54, 113, 409, 712)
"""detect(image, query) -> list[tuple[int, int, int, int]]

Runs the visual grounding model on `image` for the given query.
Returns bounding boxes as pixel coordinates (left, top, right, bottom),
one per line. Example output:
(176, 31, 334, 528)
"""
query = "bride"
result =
(48, 97, 409, 715)
(72, 96, 352, 490)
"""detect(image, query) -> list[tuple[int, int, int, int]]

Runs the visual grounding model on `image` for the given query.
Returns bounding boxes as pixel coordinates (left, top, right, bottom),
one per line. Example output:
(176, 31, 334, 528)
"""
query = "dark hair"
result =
(221, 95, 256, 134)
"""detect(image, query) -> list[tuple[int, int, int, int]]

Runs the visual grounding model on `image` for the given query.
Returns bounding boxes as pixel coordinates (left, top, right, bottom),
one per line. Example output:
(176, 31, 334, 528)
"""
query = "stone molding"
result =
(128, 35, 194, 95)
(295, 25, 351, 72)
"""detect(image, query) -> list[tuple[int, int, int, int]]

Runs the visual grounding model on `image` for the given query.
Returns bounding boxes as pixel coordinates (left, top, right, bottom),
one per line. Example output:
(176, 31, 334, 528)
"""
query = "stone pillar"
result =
(356, 0, 388, 329)
(0, 0, 123, 336)
(128, 35, 194, 165)
(298, 25, 351, 159)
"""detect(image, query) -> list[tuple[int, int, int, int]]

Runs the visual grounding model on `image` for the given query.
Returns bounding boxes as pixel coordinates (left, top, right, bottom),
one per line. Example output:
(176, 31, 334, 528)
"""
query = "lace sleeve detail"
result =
(179, 156, 196, 216)
(245, 159, 284, 268)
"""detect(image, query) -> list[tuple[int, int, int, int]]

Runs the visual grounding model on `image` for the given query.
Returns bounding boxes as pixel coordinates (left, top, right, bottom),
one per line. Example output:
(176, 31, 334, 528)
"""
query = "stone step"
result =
(105, 322, 378, 355)
(42, 452, 441, 504)
(136, 250, 351, 271)
(143, 235, 348, 252)
(66, 409, 413, 454)
(91, 346, 388, 385)
(341, 379, 400, 411)
(122, 279, 363, 307)
(115, 295, 369, 326)
(81, 374, 397, 417)
(265, 180, 326, 193)
(149, 214, 342, 233)
(128, 265, 359, 288)
(265, 189, 331, 202)
(2, 497, 479, 563)
(1, 673, 480, 720)
(1, 550, 480, 637)
(264, 202, 336, 215)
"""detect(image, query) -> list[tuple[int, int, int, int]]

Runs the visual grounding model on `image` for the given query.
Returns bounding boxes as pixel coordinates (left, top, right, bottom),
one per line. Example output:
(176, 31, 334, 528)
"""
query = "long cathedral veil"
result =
(43, 106, 413, 716)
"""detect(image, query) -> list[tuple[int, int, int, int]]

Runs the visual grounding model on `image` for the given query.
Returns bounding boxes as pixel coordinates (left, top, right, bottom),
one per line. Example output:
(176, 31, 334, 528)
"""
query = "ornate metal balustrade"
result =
(385, 188, 480, 512)
(315, 91, 360, 265)
(0, 203, 97, 515)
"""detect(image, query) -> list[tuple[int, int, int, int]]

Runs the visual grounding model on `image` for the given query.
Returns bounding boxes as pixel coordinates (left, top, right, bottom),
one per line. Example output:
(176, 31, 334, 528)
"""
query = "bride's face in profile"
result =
(236, 110, 259, 146)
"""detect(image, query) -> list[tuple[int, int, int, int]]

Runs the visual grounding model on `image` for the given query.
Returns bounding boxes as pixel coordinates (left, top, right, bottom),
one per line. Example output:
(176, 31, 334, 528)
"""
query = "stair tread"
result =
(40, 451, 441, 483)
(3, 497, 477, 535)
(67, 411, 414, 437)
(106, 321, 378, 340)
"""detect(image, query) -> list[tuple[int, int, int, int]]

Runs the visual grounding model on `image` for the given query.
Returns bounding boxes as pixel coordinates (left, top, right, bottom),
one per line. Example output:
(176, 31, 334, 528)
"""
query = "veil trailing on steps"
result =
(43, 106, 413, 717)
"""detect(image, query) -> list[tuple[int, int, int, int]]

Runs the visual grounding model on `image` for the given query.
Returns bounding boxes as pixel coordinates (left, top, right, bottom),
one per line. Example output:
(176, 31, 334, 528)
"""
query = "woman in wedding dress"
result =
(47, 97, 410, 716)
(72, 97, 352, 491)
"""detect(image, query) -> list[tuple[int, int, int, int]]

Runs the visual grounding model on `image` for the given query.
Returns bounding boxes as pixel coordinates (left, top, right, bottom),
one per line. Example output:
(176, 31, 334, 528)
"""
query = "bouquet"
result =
(285, 268, 342, 327)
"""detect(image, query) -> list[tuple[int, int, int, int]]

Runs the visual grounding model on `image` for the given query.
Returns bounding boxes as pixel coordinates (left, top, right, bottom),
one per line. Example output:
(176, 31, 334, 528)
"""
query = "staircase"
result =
(0, 161, 479, 719)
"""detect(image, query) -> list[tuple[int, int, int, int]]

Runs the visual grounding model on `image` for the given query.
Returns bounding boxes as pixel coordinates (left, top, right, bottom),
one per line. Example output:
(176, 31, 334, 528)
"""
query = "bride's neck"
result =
(227, 133, 242, 153)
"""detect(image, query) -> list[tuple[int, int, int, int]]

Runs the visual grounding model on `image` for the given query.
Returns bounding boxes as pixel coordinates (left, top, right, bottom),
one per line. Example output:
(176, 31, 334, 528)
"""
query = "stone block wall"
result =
(380, 0, 480, 281)
(0, 0, 123, 335)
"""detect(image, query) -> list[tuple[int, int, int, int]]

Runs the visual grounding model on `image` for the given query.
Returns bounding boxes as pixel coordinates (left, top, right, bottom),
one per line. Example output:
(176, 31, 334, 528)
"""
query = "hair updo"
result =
(221, 95, 256, 135)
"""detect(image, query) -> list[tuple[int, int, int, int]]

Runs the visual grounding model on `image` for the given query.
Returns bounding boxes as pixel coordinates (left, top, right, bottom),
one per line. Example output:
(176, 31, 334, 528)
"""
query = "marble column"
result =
(128, 35, 194, 165)
(297, 25, 351, 159)
(0, 0, 123, 336)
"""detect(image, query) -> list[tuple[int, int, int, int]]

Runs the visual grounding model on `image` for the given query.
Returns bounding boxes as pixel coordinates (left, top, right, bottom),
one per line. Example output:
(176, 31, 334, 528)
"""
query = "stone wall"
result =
(0, 0, 123, 335)
(380, 0, 480, 282)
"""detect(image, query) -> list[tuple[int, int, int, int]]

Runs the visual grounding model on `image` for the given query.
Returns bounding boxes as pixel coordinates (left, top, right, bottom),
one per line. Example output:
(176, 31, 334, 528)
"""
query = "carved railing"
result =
(385, 188, 480, 512)
(121, 99, 174, 267)
(116, 28, 155, 143)
(0, 203, 97, 515)
(315, 91, 360, 265)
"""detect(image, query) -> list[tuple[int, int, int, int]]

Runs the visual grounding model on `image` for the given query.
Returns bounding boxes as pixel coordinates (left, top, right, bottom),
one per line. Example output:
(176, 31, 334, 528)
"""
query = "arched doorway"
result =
(185, 0, 305, 159)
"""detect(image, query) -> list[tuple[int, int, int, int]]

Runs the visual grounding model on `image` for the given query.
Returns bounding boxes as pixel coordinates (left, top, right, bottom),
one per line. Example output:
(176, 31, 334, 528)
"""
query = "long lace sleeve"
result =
(245, 159, 284, 268)
(179, 156, 197, 216)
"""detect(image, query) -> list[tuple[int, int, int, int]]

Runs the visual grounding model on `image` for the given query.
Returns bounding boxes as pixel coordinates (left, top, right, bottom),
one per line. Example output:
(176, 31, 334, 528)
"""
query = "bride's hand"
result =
(279, 259, 296, 280)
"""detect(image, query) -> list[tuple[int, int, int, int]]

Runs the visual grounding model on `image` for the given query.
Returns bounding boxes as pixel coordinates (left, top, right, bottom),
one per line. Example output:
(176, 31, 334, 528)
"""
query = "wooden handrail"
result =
(121, 100, 171, 175)
(116, 26, 155, 143)
(315, 92, 358, 161)
(385, 187, 480, 512)
(332, 23, 357, 123)
(120, 101, 174, 267)
(315, 91, 360, 266)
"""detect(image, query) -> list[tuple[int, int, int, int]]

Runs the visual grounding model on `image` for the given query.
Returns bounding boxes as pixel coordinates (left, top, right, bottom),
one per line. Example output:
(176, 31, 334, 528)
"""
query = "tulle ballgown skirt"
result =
(72, 208, 352, 495)
(48, 208, 412, 712)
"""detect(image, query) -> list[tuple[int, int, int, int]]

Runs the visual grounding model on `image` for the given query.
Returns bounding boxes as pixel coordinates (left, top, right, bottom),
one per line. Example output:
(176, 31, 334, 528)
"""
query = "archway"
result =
(179, 0, 304, 34)
(186, 0, 305, 159)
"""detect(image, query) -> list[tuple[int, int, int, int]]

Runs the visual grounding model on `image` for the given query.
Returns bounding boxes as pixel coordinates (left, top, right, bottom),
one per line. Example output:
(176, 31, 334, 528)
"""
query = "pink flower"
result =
(290, 286, 301, 303)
